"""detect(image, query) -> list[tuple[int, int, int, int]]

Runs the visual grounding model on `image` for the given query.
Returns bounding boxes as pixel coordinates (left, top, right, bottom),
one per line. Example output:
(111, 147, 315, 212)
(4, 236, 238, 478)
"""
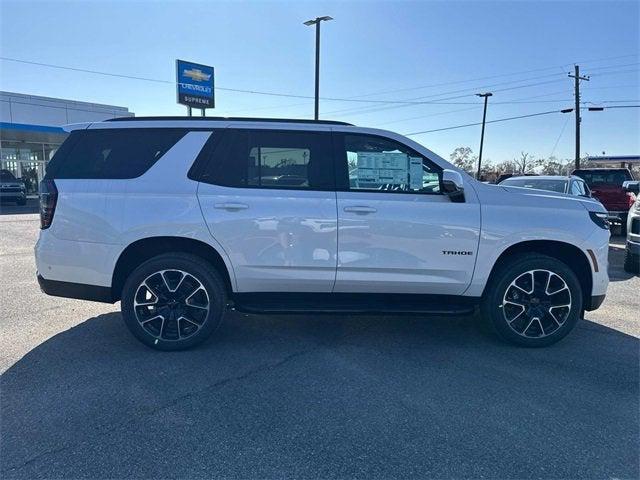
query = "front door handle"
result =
(214, 202, 249, 211)
(343, 205, 377, 214)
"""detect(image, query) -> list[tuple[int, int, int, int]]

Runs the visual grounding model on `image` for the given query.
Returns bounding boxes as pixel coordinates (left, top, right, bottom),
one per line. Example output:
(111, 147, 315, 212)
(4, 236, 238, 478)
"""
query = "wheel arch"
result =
(482, 240, 593, 309)
(112, 236, 234, 301)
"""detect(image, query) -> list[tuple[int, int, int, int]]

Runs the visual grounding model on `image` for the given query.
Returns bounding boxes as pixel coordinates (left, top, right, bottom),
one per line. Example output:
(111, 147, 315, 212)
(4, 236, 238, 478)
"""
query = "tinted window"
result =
(501, 178, 567, 193)
(339, 134, 441, 194)
(200, 129, 333, 190)
(573, 170, 632, 187)
(45, 128, 186, 179)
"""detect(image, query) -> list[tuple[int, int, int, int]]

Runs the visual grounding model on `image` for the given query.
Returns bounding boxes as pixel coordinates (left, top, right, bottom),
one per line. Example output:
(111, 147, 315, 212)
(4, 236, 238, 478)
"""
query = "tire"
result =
(481, 253, 583, 347)
(623, 248, 640, 274)
(121, 253, 227, 351)
(619, 223, 627, 237)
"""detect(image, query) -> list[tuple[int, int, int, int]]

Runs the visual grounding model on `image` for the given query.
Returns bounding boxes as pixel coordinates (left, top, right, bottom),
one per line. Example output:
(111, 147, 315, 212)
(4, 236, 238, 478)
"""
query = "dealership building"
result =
(1, 91, 133, 195)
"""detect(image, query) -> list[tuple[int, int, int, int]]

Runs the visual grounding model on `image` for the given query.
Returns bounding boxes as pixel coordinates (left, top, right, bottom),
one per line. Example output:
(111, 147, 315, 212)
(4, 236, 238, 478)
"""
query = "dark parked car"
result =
(572, 168, 636, 234)
(495, 173, 538, 184)
(0, 169, 27, 206)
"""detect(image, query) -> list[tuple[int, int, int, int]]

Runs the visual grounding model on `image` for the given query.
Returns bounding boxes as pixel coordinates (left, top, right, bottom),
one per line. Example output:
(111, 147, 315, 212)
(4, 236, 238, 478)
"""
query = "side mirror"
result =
(442, 169, 465, 203)
(622, 180, 639, 195)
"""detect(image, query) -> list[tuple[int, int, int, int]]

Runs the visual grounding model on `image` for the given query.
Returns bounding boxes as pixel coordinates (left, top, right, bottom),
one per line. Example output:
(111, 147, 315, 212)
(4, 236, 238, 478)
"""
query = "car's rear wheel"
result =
(482, 254, 583, 347)
(121, 253, 226, 350)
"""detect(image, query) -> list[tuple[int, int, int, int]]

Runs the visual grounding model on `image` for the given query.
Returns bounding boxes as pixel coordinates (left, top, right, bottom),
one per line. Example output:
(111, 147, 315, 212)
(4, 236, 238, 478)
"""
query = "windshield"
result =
(574, 170, 632, 187)
(0, 170, 17, 182)
(501, 178, 568, 193)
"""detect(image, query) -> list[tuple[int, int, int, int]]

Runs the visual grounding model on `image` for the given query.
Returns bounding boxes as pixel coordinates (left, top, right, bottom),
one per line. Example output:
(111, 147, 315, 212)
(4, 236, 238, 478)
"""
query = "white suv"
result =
(36, 117, 610, 350)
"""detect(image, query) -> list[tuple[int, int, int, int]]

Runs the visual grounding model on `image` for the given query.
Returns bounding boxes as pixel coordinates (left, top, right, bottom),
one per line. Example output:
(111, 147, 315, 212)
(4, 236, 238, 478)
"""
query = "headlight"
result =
(589, 211, 610, 230)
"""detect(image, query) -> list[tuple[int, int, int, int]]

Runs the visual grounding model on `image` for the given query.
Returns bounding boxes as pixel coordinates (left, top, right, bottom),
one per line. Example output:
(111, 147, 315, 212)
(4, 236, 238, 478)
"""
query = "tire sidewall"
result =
(483, 254, 583, 347)
(121, 253, 226, 351)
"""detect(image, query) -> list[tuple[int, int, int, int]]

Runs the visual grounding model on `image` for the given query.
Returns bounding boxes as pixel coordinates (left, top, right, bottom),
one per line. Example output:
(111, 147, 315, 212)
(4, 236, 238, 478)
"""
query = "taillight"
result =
(589, 211, 610, 230)
(627, 192, 636, 209)
(39, 179, 58, 229)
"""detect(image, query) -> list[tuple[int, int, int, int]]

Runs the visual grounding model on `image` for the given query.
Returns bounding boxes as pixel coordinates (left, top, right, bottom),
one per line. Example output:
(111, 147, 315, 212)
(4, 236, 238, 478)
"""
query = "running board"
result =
(231, 293, 478, 315)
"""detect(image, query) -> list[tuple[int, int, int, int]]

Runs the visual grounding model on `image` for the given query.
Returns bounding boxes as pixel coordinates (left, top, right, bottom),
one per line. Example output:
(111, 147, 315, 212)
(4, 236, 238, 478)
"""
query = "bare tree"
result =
(511, 151, 542, 174)
(449, 147, 477, 174)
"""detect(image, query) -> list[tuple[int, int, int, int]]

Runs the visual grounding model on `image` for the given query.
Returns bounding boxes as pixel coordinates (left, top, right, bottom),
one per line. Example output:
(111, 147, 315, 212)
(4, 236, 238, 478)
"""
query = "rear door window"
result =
(45, 128, 187, 179)
(198, 129, 334, 190)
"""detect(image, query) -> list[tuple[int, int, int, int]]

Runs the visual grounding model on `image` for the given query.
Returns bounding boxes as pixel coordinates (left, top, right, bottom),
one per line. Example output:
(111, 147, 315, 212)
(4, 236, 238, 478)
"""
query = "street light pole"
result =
(476, 92, 492, 180)
(304, 16, 333, 120)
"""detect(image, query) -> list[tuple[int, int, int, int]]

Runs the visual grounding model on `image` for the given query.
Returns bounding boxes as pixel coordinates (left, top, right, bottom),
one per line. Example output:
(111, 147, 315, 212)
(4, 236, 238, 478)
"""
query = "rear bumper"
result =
(37, 274, 114, 303)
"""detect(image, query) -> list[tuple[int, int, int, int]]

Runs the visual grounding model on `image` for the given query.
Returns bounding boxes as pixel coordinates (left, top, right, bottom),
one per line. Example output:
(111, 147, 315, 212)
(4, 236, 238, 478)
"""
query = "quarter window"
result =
(340, 134, 441, 194)
(45, 129, 187, 179)
(571, 180, 586, 196)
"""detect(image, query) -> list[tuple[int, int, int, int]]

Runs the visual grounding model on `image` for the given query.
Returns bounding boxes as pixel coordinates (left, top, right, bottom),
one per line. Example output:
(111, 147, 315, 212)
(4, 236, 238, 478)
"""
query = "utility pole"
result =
(476, 92, 492, 180)
(304, 16, 333, 120)
(568, 65, 589, 169)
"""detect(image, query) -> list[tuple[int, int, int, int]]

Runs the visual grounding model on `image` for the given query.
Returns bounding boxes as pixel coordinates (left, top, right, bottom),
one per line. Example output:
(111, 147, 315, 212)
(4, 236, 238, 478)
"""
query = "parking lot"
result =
(0, 212, 638, 479)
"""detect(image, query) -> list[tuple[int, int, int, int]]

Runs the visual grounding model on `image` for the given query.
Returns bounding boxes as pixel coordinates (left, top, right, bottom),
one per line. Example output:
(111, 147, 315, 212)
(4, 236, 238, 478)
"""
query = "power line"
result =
(404, 105, 640, 136)
(0, 56, 568, 107)
(371, 89, 575, 127)
(405, 110, 562, 136)
(550, 116, 570, 157)
(2, 55, 637, 110)
(335, 54, 640, 99)
(325, 78, 570, 117)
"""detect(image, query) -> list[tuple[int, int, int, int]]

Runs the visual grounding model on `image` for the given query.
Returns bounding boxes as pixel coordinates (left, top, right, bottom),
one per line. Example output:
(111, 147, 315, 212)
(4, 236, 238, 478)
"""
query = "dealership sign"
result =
(176, 59, 215, 109)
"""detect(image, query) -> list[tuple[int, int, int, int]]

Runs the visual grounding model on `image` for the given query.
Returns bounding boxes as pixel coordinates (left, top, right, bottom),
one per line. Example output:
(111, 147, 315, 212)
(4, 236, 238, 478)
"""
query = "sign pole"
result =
(201, 109, 205, 117)
(187, 106, 192, 117)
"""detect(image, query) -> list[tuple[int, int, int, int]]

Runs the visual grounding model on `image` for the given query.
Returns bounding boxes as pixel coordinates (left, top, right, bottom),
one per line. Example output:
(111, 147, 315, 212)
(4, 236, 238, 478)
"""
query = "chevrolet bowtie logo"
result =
(183, 68, 211, 82)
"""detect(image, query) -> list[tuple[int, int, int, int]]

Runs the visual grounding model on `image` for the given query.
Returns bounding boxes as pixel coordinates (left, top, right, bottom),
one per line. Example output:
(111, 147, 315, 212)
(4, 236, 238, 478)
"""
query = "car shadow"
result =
(1, 310, 638, 479)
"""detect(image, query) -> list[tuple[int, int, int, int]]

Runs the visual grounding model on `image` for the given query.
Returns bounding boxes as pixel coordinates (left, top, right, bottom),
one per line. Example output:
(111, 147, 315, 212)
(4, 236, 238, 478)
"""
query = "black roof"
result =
(105, 116, 353, 126)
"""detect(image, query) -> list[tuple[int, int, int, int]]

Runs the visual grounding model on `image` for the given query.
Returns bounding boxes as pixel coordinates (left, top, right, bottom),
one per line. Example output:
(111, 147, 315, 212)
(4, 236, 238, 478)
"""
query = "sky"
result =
(0, 0, 638, 164)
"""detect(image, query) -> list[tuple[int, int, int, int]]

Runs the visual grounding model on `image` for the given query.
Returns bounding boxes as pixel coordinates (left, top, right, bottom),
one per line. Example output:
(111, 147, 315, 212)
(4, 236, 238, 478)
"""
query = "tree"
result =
(511, 151, 543, 174)
(539, 156, 564, 175)
(449, 147, 477, 174)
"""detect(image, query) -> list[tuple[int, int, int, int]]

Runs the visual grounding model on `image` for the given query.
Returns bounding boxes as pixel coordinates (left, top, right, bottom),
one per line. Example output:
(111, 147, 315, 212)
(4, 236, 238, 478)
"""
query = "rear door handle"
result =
(214, 202, 249, 211)
(343, 206, 377, 214)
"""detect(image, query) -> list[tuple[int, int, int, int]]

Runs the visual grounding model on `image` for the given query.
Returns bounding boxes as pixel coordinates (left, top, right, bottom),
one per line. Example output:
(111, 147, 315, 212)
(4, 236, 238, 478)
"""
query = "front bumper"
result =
(606, 211, 628, 225)
(626, 239, 640, 256)
(0, 191, 26, 200)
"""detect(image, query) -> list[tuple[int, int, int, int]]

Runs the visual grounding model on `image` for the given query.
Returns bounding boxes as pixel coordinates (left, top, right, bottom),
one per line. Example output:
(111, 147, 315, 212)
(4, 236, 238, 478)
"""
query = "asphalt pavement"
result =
(1, 214, 638, 479)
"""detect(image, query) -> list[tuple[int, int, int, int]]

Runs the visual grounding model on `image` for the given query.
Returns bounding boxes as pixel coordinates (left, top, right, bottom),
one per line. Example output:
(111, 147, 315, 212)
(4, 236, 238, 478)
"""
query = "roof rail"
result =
(105, 116, 353, 126)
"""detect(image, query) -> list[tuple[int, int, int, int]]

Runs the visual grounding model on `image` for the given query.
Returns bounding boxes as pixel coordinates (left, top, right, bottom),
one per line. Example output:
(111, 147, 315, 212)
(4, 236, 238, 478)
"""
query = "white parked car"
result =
(623, 181, 640, 273)
(36, 117, 610, 350)
(499, 175, 593, 198)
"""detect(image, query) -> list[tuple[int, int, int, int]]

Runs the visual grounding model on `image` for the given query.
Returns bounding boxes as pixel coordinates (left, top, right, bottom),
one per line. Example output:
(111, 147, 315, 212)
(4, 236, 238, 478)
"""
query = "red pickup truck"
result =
(572, 168, 637, 234)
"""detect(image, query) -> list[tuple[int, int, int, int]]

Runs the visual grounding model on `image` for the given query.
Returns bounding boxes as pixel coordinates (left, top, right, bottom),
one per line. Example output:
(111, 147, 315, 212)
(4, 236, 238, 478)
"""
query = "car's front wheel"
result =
(121, 253, 226, 350)
(623, 247, 640, 274)
(482, 253, 583, 347)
